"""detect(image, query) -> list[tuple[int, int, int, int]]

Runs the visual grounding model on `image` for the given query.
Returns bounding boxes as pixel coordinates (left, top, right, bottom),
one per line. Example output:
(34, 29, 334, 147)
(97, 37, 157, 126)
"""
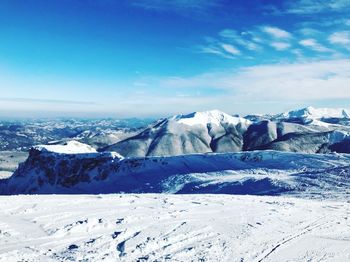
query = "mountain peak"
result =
(171, 109, 251, 127)
(34, 140, 97, 154)
(283, 106, 350, 120)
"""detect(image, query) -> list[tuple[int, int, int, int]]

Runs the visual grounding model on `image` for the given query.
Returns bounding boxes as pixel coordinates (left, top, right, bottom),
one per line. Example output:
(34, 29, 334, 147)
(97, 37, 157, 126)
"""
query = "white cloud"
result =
(153, 59, 350, 103)
(270, 42, 291, 51)
(286, 0, 350, 14)
(199, 25, 350, 61)
(221, 44, 241, 55)
(329, 31, 350, 48)
(10, 59, 348, 117)
(199, 44, 236, 59)
(200, 46, 224, 55)
(299, 39, 332, 52)
(261, 26, 292, 39)
(219, 29, 237, 39)
(297, 28, 321, 36)
(220, 29, 261, 51)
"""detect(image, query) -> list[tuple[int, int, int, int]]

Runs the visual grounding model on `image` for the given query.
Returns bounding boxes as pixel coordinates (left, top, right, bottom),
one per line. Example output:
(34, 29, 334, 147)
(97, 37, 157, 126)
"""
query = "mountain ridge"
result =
(103, 107, 350, 157)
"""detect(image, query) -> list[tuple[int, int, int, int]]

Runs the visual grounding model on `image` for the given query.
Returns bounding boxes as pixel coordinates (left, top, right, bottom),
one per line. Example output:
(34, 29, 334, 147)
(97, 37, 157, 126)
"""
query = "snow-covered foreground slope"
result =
(0, 194, 349, 262)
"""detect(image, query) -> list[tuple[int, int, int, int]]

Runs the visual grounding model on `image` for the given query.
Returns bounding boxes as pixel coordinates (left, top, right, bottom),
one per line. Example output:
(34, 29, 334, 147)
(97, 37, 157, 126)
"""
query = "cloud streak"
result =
(299, 39, 332, 52)
(221, 44, 241, 55)
(329, 31, 350, 49)
(197, 21, 349, 60)
(0, 97, 96, 105)
(270, 42, 291, 51)
(261, 26, 292, 39)
(285, 0, 350, 14)
(150, 59, 350, 103)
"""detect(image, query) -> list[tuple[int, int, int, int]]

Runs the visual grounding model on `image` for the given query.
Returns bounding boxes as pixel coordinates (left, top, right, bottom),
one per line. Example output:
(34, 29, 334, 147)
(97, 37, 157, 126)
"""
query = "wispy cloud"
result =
(270, 42, 291, 51)
(140, 59, 350, 102)
(285, 0, 350, 14)
(221, 43, 241, 55)
(219, 29, 261, 51)
(198, 36, 242, 59)
(329, 31, 350, 49)
(261, 26, 292, 39)
(90, 59, 350, 115)
(197, 21, 350, 61)
(299, 39, 332, 52)
(297, 28, 322, 36)
(0, 97, 96, 105)
(199, 45, 237, 59)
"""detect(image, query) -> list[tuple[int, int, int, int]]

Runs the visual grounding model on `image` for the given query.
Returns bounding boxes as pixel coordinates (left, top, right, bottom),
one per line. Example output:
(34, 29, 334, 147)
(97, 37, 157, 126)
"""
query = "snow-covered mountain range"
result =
(104, 107, 350, 157)
(279, 106, 350, 121)
(1, 106, 350, 195)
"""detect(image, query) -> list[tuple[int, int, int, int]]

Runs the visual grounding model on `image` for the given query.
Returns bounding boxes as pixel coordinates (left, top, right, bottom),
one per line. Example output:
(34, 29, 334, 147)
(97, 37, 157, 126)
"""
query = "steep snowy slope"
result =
(2, 142, 350, 197)
(104, 110, 251, 157)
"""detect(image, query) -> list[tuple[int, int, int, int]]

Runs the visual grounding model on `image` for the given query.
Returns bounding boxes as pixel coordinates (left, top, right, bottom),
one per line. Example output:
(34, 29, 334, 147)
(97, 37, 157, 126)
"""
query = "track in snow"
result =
(0, 194, 349, 262)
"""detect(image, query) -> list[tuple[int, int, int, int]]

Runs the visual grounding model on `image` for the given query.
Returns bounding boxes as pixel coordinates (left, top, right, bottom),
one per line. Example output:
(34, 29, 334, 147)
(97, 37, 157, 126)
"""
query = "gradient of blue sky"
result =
(1, 0, 350, 117)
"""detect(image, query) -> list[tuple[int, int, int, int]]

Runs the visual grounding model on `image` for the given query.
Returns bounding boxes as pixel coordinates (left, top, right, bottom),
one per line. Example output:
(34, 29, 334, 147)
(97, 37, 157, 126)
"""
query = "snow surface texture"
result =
(0, 194, 349, 262)
(2, 143, 350, 198)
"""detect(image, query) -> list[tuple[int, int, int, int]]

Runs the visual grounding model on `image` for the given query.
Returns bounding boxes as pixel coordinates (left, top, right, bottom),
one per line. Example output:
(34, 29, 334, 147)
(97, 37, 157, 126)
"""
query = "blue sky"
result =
(0, 0, 350, 117)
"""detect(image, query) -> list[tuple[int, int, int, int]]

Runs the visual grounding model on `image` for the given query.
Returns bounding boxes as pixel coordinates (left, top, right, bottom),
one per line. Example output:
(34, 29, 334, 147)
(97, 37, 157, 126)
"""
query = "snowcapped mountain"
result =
(171, 109, 251, 127)
(284, 106, 350, 119)
(103, 109, 251, 157)
(2, 142, 350, 196)
(102, 108, 350, 157)
(273, 106, 350, 126)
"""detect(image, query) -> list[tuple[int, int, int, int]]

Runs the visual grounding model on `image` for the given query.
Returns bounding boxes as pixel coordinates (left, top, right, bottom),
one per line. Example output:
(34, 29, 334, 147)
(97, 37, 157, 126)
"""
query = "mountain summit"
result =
(103, 110, 251, 157)
(275, 106, 350, 124)
(171, 109, 251, 127)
